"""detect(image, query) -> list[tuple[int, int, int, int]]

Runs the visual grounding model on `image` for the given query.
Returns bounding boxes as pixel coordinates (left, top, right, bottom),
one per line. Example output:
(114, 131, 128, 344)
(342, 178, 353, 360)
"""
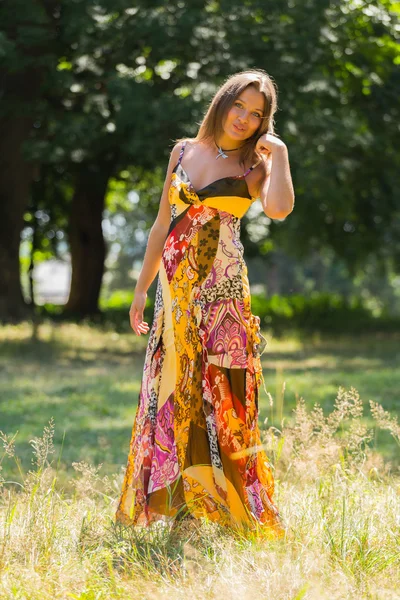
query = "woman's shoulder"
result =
(171, 137, 207, 168)
(167, 137, 195, 163)
(171, 137, 197, 152)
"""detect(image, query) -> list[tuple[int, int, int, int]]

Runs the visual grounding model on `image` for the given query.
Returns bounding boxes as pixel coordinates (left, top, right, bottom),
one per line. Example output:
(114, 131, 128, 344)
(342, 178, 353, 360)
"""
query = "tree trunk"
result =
(0, 116, 36, 321)
(0, 2, 56, 322)
(64, 162, 113, 318)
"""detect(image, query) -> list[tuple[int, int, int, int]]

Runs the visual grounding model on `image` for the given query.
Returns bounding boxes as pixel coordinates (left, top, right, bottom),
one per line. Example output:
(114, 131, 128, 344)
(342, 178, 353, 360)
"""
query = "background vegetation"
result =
(0, 0, 399, 328)
(1, 2, 399, 597)
(1, 324, 399, 599)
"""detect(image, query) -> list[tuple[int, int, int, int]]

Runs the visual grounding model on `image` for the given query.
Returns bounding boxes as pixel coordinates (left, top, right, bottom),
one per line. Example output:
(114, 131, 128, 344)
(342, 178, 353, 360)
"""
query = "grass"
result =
(0, 322, 398, 484)
(0, 321, 399, 598)
(259, 331, 400, 464)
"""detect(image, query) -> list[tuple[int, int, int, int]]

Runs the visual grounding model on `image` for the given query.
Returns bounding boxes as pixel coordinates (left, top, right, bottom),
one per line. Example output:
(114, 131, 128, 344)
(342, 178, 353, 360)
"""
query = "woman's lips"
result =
(233, 123, 246, 133)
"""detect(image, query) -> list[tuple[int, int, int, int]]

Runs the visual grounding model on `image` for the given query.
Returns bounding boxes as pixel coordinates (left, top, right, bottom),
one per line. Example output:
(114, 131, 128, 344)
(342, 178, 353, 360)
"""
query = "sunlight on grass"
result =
(0, 322, 399, 598)
(0, 322, 399, 483)
(0, 386, 399, 598)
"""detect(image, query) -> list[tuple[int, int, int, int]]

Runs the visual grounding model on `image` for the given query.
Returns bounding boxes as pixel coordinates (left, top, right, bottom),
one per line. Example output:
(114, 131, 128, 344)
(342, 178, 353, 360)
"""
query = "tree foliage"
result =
(0, 0, 399, 318)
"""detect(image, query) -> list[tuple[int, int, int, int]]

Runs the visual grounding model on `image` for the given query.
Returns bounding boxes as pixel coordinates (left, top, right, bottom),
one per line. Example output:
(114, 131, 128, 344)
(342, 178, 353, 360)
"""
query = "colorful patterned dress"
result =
(115, 141, 285, 537)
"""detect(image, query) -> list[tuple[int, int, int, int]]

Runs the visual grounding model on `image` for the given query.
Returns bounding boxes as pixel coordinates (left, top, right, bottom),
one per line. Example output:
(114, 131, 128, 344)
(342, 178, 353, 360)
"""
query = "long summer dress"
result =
(115, 141, 285, 538)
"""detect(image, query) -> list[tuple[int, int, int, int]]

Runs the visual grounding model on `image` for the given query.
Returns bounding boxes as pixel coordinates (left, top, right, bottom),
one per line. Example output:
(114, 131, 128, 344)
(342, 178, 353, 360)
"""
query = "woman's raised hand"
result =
(255, 132, 286, 156)
(129, 290, 150, 335)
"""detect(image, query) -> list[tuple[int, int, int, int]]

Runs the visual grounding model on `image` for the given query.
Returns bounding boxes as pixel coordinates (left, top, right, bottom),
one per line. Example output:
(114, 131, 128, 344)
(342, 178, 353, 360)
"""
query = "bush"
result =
(36, 291, 400, 335)
(250, 292, 400, 336)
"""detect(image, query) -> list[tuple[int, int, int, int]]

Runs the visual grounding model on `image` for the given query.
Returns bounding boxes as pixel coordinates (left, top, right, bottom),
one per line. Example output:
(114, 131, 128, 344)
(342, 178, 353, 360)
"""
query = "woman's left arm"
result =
(256, 134, 295, 220)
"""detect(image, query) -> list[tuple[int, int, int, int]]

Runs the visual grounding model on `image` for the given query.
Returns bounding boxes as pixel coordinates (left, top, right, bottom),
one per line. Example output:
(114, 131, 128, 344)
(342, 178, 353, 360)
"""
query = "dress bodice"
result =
(168, 141, 260, 220)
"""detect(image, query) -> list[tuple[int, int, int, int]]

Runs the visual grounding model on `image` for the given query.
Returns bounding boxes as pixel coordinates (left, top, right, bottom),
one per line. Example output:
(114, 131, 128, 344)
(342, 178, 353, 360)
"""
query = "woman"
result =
(115, 69, 295, 537)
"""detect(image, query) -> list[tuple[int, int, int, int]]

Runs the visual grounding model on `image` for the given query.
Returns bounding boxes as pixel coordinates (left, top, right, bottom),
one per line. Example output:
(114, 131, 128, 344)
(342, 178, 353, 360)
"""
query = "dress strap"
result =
(177, 140, 187, 166)
(243, 158, 262, 177)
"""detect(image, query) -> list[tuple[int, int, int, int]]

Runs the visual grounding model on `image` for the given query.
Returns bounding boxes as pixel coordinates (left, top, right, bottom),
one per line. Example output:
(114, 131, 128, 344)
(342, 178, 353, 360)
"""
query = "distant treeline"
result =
(1, 1, 399, 322)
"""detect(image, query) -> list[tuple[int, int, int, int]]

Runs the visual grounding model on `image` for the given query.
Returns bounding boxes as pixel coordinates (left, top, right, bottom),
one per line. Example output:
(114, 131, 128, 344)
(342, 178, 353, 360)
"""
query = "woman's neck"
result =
(215, 134, 243, 151)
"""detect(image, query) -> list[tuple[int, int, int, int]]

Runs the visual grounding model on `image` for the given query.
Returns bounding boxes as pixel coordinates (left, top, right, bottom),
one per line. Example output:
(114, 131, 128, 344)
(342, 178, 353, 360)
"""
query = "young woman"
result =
(115, 69, 295, 537)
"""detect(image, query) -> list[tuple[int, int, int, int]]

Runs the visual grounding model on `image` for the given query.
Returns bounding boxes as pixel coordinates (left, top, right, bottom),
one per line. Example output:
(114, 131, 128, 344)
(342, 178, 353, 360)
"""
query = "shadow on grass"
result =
(0, 330, 146, 368)
(1, 325, 399, 485)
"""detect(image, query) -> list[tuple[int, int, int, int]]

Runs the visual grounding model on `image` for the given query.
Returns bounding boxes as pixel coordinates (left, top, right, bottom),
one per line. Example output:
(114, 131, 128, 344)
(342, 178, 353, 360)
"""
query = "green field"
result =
(0, 323, 399, 485)
(0, 322, 399, 599)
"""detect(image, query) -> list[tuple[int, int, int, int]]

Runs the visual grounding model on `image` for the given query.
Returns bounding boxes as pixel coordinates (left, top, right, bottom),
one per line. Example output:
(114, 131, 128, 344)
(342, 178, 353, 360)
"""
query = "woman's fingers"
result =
(137, 313, 149, 330)
(136, 322, 150, 335)
(129, 296, 150, 335)
(130, 307, 149, 335)
(138, 322, 150, 333)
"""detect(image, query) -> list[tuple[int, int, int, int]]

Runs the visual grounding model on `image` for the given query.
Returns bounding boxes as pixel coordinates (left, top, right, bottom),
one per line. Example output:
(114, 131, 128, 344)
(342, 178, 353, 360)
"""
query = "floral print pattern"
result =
(115, 142, 285, 538)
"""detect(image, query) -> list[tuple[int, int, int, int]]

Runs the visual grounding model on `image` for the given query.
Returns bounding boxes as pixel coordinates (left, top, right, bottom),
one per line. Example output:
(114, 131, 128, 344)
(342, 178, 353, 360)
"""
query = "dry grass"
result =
(1, 384, 399, 599)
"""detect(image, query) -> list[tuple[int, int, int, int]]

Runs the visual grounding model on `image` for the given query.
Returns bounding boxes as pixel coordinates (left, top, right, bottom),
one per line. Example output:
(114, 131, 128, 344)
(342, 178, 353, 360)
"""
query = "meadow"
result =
(0, 322, 399, 599)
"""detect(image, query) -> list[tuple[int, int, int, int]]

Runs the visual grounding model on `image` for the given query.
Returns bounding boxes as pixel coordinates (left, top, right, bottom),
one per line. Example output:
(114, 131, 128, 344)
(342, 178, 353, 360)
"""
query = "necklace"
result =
(214, 140, 244, 160)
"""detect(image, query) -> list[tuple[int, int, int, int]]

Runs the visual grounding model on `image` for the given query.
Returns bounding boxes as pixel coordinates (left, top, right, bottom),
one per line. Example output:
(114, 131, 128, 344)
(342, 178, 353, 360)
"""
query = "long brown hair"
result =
(176, 69, 278, 168)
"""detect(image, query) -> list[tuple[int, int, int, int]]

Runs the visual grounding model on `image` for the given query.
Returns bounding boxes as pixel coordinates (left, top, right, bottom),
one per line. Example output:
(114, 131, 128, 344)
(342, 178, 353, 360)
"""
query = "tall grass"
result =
(0, 385, 399, 599)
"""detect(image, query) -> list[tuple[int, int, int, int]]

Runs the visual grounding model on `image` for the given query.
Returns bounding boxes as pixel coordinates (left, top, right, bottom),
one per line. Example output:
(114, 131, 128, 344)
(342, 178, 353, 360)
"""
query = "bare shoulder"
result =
(169, 140, 185, 165)
(170, 137, 197, 158)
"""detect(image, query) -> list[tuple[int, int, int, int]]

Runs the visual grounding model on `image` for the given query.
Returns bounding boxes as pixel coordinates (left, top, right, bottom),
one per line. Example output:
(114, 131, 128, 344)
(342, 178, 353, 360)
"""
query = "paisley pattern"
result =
(115, 141, 285, 537)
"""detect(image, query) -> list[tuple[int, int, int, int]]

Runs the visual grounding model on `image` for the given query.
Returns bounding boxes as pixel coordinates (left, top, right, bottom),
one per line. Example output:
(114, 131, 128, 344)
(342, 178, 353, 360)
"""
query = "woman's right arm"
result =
(129, 142, 183, 335)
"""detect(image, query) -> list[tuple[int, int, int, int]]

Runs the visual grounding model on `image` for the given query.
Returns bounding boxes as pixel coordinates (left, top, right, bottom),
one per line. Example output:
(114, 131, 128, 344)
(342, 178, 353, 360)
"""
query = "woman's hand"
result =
(255, 132, 294, 219)
(255, 132, 287, 157)
(129, 290, 150, 335)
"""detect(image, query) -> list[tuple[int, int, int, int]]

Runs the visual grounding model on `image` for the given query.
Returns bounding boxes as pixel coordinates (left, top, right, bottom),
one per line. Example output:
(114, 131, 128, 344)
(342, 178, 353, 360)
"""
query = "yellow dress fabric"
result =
(115, 142, 285, 538)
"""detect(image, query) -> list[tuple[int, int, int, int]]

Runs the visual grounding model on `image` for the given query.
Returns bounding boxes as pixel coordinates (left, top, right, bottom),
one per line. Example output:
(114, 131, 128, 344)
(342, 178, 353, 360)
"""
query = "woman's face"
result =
(222, 85, 265, 142)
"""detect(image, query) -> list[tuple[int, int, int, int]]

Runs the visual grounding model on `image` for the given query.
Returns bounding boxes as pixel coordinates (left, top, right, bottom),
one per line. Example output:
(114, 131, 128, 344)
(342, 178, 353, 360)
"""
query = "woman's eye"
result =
(234, 102, 262, 117)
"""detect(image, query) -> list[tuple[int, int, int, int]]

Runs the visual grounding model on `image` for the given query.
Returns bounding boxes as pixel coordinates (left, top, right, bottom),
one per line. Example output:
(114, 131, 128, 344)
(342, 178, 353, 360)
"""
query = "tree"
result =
(21, 1, 223, 318)
(0, 1, 58, 320)
(2, 0, 399, 322)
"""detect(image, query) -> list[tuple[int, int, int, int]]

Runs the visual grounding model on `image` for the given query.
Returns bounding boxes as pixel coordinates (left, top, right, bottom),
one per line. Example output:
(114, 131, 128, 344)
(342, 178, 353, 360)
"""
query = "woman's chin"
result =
(224, 129, 244, 141)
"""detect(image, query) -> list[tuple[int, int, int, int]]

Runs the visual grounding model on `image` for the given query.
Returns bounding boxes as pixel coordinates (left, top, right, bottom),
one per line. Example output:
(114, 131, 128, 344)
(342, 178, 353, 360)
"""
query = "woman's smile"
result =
(233, 123, 247, 133)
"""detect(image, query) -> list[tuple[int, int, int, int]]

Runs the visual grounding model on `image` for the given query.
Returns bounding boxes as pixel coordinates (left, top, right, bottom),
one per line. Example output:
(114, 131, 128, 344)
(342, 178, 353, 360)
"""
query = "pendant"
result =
(216, 146, 228, 159)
